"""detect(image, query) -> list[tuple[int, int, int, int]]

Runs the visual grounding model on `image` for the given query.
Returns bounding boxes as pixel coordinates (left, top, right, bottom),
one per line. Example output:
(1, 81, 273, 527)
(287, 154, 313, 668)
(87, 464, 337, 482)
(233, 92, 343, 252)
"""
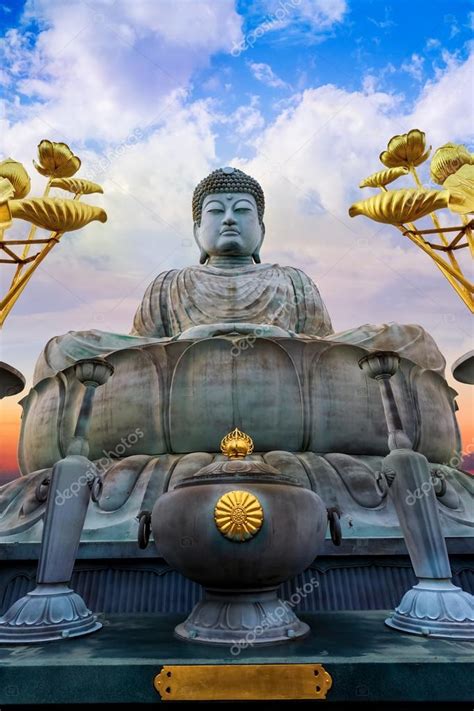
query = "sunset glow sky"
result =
(0, 0, 473, 481)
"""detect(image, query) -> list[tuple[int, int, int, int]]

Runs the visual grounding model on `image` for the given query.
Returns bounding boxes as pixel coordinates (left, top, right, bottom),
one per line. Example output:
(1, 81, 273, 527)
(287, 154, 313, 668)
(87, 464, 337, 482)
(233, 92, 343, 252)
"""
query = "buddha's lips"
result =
(220, 229, 240, 235)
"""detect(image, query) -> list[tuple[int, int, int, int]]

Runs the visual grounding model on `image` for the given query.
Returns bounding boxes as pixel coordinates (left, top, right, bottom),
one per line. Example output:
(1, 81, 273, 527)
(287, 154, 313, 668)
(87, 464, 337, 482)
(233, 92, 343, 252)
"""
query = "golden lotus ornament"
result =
(350, 128, 473, 312)
(220, 428, 254, 459)
(430, 143, 473, 185)
(33, 140, 81, 179)
(50, 178, 104, 195)
(359, 167, 409, 188)
(0, 139, 106, 327)
(0, 158, 31, 199)
(9, 198, 107, 232)
(444, 164, 474, 215)
(349, 188, 450, 224)
(379, 129, 431, 169)
(0, 179, 14, 229)
(0, 178, 15, 205)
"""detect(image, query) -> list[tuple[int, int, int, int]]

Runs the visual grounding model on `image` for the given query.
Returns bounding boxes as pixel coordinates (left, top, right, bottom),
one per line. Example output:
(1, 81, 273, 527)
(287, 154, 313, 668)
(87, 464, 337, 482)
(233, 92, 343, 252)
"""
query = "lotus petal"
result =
(445, 164, 474, 214)
(33, 140, 81, 178)
(9, 198, 107, 232)
(380, 129, 431, 168)
(0, 177, 15, 204)
(360, 167, 409, 188)
(387, 134, 410, 162)
(406, 129, 428, 164)
(50, 177, 104, 195)
(430, 143, 474, 186)
(349, 188, 449, 224)
(0, 158, 31, 198)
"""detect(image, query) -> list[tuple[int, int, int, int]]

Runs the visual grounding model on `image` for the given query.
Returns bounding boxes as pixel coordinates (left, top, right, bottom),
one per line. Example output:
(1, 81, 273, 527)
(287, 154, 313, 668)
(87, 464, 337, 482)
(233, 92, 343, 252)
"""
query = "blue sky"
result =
(2, 1, 473, 159)
(188, 0, 474, 158)
(196, 0, 473, 100)
(0, 0, 473, 478)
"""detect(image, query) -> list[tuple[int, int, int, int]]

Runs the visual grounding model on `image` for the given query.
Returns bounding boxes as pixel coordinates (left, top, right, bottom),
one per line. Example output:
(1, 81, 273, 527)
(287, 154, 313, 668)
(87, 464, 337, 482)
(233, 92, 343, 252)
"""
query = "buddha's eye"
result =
(234, 207, 251, 213)
(207, 207, 224, 214)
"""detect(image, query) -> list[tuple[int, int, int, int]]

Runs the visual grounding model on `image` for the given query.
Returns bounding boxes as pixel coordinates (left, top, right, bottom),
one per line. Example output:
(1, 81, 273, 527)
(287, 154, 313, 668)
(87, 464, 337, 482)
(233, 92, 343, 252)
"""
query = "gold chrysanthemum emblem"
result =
(214, 490, 263, 542)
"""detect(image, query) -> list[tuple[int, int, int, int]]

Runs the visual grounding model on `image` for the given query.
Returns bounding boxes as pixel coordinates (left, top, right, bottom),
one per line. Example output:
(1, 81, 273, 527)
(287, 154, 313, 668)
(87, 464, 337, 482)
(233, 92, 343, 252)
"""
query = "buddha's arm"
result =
(177, 322, 295, 340)
(130, 270, 178, 338)
(286, 267, 334, 337)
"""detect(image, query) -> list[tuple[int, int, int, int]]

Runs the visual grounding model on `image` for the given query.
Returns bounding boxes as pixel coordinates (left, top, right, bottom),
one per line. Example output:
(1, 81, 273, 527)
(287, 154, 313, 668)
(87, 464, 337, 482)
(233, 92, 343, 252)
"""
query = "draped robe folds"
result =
(33, 263, 446, 384)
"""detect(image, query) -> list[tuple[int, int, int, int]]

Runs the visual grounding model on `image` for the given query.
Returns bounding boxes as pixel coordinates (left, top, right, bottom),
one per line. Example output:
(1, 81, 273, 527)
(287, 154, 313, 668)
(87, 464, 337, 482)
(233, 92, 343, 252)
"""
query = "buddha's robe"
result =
(131, 263, 333, 338)
(32, 263, 446, 384)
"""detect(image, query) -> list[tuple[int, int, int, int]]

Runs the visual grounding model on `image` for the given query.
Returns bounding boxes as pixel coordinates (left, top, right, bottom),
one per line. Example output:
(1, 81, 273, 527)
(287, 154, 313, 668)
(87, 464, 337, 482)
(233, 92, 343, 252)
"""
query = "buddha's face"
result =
(194, 192, 264, 259)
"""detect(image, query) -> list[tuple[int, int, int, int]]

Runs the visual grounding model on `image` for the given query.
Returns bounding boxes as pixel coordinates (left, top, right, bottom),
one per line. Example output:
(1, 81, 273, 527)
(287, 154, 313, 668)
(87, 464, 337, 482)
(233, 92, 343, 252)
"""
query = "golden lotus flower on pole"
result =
(379, 129, 431, 169)
(33, 140, 81, 179)
(349, 128, 474, 312)
(0, 140, 107, 327)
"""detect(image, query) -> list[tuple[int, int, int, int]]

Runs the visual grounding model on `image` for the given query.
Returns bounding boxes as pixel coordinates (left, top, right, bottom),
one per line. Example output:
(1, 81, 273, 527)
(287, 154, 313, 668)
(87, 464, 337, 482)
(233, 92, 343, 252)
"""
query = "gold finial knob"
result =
(220, 428, 254, 459)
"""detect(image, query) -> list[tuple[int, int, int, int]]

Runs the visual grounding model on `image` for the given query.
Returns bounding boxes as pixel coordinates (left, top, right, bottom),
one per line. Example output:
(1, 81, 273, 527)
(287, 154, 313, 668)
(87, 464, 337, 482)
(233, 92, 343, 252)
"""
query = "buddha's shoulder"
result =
(270, 264, 315, 285)
(144, 268, 180, 290)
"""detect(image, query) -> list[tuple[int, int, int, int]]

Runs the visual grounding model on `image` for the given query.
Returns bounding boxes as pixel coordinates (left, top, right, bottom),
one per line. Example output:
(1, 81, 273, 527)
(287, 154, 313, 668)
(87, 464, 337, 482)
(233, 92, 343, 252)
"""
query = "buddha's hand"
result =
(176, 322, 296, 340)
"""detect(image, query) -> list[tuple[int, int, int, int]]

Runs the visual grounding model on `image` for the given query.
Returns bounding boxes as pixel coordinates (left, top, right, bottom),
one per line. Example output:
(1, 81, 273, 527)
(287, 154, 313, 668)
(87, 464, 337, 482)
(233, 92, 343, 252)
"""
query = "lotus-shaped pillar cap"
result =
(358, 350, 401, 380)
(73, 357, 114, 387)
(0, 361, 25, 399)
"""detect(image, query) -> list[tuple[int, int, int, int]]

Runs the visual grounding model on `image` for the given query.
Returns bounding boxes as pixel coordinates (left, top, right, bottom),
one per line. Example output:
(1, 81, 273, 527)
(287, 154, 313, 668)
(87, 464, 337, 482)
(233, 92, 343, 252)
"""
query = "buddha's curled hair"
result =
(192, 166, 265, 223)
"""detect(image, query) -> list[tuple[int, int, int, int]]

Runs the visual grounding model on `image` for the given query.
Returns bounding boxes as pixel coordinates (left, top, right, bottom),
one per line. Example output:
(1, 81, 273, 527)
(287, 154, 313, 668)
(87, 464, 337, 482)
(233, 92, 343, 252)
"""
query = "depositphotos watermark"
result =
(404, 438, 474, 506)
(84, 128, 144, 182)
(404, 470, 444, 506)
(55, 427, 144, 506)
(230, 324, 274, 357)
(229, 577, 319, 656)
(231, 0, 302, 56)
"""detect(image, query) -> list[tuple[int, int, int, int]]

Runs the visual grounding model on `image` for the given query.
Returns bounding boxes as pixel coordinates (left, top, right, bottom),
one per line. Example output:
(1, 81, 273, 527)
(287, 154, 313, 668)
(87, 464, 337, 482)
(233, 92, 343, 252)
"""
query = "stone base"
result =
(1, 611, 473, 704)
(0, 583, 102, 643)
(385, 578, 474, 639)
(174, 588, 310, 646)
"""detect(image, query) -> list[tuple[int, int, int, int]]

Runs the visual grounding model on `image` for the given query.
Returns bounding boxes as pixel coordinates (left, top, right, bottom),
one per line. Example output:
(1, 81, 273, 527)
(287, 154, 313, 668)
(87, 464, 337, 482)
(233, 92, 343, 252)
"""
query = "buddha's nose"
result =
(223, 215, 237, 225)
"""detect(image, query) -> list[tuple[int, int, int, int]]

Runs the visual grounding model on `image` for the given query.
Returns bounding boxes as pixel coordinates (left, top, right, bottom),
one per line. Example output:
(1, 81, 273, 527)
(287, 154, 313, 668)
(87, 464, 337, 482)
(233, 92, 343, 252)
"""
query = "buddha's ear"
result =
(253, 222, 265, 264)
(193, 221, 209, 264)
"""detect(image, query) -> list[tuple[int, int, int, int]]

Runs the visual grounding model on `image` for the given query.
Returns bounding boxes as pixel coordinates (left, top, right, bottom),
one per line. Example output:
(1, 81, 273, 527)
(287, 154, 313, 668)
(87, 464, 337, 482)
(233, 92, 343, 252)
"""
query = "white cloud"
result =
(249, 61, 289, 89)
(410, 50, 474, 144)
(0, 0, 243, 146)
(368, 7, 396, 30)
(223, 96, 266, 138)
(444, 13, 460, 39)
(362, 62, 396, 94)
(426, 38, 441, 50)
(245, 0, 347, 39)
(401, 53, 425, 82)
(289, 0, 347, 29)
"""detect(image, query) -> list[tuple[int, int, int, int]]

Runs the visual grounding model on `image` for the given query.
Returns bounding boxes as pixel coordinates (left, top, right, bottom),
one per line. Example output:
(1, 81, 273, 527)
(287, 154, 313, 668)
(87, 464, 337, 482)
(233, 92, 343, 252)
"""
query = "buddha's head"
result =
(192, 167, 265, 264)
